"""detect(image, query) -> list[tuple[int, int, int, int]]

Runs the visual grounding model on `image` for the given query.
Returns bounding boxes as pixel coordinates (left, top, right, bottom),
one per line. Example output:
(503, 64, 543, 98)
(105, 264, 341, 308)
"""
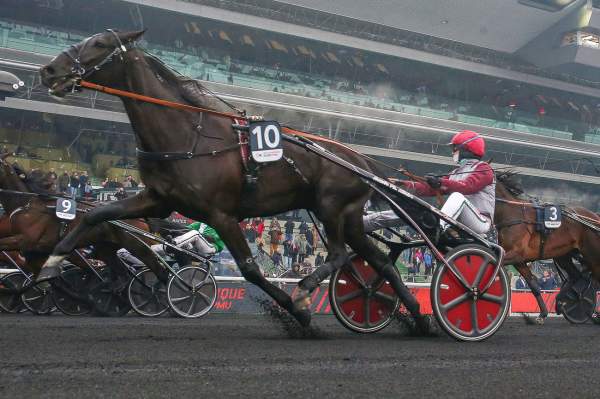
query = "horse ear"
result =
(119, 29, 146, 43)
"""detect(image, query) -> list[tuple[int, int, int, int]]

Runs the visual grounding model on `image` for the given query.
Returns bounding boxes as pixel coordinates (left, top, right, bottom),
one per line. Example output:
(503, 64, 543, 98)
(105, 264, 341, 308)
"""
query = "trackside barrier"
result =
(2, 270, 591, 315)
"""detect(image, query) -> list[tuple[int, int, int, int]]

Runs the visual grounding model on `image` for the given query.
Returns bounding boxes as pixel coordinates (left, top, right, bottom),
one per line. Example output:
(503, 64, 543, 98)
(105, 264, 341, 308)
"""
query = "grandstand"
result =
(1, 0, 600, 207)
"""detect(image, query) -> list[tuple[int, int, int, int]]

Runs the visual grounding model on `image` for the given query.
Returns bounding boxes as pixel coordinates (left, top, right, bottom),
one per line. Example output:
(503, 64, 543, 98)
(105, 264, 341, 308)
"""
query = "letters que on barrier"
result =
(213, 286, 247, 310)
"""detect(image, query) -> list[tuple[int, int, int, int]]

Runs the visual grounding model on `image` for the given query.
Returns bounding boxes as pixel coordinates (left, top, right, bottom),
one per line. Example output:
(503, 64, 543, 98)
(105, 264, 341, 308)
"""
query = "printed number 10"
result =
(251, 125, 280, 150)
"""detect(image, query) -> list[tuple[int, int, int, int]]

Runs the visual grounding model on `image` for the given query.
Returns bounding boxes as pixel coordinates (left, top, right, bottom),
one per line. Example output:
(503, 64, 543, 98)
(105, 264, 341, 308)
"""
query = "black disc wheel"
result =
(51, 267, 94, 316)
(128, 268, 168, 317)
(0, 272, 28, 313)
(89, 268, 132, 317)
(556, 277, 598, 324)
(21, 282, 55, 315)
(167, 266, 217, 318)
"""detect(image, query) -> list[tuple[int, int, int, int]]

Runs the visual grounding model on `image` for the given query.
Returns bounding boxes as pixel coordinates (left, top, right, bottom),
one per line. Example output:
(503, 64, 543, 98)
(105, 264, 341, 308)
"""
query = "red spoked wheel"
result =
(329, 255, 400, 333)
(431, 244, 510, 342)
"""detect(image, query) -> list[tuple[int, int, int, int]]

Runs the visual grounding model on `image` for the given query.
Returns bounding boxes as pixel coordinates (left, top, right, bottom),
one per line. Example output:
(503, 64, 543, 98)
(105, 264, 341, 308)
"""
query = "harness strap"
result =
(136, 143, 241, 161)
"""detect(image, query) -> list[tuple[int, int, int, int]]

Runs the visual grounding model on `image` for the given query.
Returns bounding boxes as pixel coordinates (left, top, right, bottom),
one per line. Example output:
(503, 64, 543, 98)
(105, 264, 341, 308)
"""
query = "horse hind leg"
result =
(293, 211, 349, 309)
(342, 213, 431, 334)
(514, 262, 547, 325)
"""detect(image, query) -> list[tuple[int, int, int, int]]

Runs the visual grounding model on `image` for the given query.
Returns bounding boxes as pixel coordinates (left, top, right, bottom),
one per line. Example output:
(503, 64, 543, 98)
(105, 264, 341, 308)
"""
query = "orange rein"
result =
(80, 80, 362, 150)
(80, 80, 437, 195)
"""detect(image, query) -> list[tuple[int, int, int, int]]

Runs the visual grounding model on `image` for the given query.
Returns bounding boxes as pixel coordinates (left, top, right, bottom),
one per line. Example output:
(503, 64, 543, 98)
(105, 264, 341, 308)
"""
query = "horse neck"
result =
(494, 183, 524, 222)
(118, 51, 201, 153)
(0, 173, 33, 214)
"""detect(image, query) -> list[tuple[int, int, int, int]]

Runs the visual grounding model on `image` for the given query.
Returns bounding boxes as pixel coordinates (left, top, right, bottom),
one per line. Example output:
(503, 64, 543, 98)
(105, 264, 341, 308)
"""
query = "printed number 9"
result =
(62, 200, 72, 213)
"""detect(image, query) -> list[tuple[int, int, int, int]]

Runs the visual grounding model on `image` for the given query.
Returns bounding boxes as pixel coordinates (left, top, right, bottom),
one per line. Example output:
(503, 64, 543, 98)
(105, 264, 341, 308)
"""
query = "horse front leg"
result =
(37, 190, 170, 282)
(514, 262, 548, 324)
(293, 215, 348, 310)
(210, 212, 311, 327)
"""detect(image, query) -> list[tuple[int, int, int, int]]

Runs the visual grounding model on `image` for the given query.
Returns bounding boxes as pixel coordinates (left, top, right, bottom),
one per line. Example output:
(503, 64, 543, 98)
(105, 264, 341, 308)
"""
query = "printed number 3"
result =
(549, 207, 557, 221)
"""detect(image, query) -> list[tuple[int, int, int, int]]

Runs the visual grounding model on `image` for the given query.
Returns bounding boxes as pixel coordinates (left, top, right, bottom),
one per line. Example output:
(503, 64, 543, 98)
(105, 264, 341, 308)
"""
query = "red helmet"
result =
(450, 130, 485, 158)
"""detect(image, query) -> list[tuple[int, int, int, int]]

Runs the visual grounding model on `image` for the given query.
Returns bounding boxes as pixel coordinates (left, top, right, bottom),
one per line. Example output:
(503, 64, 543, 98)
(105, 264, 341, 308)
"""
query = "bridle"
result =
(57, 29, 132, 91)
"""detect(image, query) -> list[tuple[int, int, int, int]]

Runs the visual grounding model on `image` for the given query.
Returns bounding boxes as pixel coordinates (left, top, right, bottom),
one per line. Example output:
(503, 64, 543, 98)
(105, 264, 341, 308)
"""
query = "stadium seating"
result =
(1, 21, 598, 145)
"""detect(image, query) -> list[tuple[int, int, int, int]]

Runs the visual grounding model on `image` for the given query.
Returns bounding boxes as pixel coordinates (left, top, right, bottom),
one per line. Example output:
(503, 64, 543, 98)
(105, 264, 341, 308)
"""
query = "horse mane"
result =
(144, 52, 184, 86)
(495, 170, 525, 198)
(143, 51, 210, 107)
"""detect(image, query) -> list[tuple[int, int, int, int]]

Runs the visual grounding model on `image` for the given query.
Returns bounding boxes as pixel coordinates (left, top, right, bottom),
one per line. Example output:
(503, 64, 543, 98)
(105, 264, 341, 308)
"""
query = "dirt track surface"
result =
(1, 313, 599, 398)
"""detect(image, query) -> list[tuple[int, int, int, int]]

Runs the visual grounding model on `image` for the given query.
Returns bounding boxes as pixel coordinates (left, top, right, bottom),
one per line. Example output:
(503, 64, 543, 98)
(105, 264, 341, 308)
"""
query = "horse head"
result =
(0, 154, 28, 191)
(40, 29, 145, 97)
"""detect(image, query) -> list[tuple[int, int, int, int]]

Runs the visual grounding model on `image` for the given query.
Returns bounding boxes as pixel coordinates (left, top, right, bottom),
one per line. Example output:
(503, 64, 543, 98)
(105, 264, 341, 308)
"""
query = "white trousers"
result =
(362, 192, 491, 235)
(151, 230, 216, 257)
(118, 230, 216, 266)
(440, 192, 491, 234)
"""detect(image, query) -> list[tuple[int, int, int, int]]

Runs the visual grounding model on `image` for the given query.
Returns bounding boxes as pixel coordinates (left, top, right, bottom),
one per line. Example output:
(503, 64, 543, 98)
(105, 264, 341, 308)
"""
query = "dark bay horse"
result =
(38, 30, 430, 331)
(495, 171, 600, 322)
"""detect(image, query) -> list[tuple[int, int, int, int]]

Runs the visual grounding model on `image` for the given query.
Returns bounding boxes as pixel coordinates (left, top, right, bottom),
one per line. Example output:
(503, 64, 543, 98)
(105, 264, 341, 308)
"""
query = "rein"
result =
(79, 81, 243, 120)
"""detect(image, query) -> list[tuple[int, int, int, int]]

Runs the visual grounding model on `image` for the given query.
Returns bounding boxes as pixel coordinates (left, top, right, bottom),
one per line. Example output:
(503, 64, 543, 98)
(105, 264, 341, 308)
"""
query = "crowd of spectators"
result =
(514, 269, 559, 290)
(239, 214, 324, 277)
(194, 0, 600, 89)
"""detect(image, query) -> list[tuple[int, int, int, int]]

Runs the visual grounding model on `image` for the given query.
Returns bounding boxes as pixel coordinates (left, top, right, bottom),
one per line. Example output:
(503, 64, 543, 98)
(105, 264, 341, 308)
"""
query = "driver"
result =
(363, 130, 495, 236)
(117, 220, 224, 266)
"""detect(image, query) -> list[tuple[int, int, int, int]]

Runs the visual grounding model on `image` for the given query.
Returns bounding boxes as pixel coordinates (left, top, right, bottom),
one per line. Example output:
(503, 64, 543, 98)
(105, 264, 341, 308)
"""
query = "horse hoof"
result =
(293, 308, 312, 328)
(415, 315, 436, 337)
(36, 265, 62, 283)
(292, 288, 312, 310)
(535, 317, 545, 325)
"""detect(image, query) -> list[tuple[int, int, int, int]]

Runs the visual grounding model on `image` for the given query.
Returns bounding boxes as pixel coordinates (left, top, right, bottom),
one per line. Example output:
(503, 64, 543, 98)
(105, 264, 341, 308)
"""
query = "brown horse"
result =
(495, 171, 600, 322)
(37, 29, 432, 331)
(0, 155, 167, 310)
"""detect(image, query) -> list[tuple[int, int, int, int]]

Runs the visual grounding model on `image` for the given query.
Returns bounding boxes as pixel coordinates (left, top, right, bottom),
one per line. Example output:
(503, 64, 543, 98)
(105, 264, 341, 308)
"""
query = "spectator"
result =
(78, 171, 88, 197)
(538, 270, 557, 290)
(254, 218, 265, 240)
(299, 220, 309, 237)
(305, 226, 314, 256)
(122, 176, 132, 188)
(283, 239, 293, 268)
(298, 234, 309, 263)
(69, 172, 79, 198)
(244, 222, 257, 243)
(128, 175, 138, 188)
(289, 236, 299, 265)
(413, 248, 423, 275)
(311, 225, 320, 251)
(57, 172, 70, 194)
(284, 218, 295, 241)
(271, 250, 283, 269)
(269, 217, 282, 255)
(83, 181, 93, 200)
(423, 250, 433, 275)
(114, 187, 128, 200)
(515, 275, 529, 290)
